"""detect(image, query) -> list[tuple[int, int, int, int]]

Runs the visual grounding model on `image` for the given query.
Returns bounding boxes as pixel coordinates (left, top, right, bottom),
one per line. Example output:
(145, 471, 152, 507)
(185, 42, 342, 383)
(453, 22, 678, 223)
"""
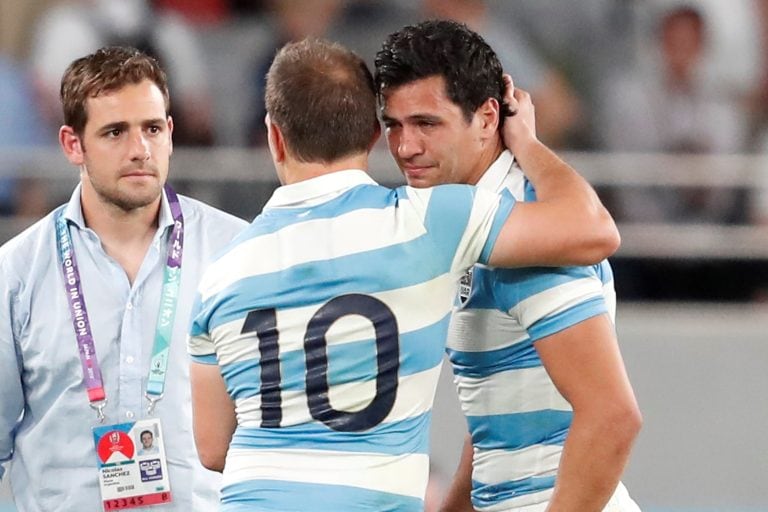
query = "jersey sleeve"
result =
(493, 265, 609, 342)
(187, 290, 218, 365)
(405, 184, 515, 273)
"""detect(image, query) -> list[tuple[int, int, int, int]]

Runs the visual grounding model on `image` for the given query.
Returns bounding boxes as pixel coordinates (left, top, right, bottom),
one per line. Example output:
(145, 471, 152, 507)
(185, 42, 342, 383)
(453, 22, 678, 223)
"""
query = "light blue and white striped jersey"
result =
(188, 170, 515, 512)
(448, 151, 622, 511)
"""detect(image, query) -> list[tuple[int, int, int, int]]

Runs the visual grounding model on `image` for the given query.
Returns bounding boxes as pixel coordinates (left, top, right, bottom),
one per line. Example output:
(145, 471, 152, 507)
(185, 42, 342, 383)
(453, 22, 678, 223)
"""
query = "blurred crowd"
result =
(2, 0, 768, 225)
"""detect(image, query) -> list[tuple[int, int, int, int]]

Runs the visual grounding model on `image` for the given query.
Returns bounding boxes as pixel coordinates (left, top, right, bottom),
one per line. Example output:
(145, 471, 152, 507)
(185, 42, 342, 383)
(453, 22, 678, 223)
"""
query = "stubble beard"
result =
(88, 164, 164, 213)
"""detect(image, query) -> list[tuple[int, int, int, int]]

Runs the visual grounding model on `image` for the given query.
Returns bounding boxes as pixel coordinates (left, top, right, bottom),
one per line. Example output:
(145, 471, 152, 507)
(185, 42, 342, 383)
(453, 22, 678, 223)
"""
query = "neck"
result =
(280, 152, 370, 185)
(80, 185, 162, 284)
(468, 136, 505, 185)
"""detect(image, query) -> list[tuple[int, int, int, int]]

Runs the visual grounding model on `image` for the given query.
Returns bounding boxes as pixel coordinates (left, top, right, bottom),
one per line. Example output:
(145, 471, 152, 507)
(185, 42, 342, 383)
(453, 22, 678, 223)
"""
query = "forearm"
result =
(190, 362, 237, 472)
(546, 407, 641, 511)
(439, 434, 476, 512)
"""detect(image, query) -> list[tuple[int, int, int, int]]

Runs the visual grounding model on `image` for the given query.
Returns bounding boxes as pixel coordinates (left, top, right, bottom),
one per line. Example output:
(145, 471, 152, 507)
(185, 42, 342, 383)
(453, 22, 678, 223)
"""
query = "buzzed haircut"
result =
(265, 38, 379, 163)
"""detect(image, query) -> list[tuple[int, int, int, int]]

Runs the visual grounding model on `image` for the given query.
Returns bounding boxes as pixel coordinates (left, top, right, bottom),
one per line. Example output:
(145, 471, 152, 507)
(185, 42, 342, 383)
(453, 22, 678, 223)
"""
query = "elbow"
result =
(607, 401, 643, 453)
(599, 207, 622, 259)
(197, 447, 226, 473)
(574, 213, 621, 266)
(598, 221, 621, 261)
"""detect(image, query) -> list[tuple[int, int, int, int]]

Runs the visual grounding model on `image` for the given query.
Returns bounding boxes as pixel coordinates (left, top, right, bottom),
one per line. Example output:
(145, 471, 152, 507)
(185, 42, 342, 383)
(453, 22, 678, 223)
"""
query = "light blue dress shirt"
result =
(0, 185, 247, 511)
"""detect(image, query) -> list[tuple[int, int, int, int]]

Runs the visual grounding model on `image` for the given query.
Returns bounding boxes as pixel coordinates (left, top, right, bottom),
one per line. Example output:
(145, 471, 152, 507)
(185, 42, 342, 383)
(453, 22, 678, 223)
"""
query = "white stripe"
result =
(211, 273, 458, 367)
(236, 364, 443, 427)
(473, 444, 562, 485)
(187, 333, 215, 358)
(198, 200, 428, 301)
(448, 307, 528, 352)
(455, 366, 570, 417)
(477, 482, 637, 512)
(603, 280, 617, 321)
(223, 447, 429, 499)
(515, 277, 604, 328)
(477, 489, 552, 512)
(451, 188, 506, 273)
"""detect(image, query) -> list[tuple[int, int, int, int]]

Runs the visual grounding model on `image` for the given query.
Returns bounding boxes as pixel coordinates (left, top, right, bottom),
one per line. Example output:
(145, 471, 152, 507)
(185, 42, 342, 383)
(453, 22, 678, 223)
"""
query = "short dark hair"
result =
(60, 46, 170, 136)
(375, 20, 506, 124)
(140, 430, 153, 439)
(265, 38, 378, 163)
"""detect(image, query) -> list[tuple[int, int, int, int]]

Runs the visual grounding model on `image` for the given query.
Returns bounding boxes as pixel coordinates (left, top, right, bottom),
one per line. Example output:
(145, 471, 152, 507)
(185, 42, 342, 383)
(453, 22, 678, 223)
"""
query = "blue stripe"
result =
(491, 265, 599, 311)
(422, 184, 475, 269)
(448, 337, 540, 378)
(230, 411, 431, 455)
(198, 234, 456, 333)
(190, 353, 218, 365)
(222, 479, 424, 512)
(463, 263, 599, 312)
(471, 474, 555, 509)
(527, 297, 607, 342)
(221, 316, 448, 398)
(468, 410, 571, 450)
(595, 259, 613, 285)
(478, 190, 515, 264)
(523, 177, 538, 202)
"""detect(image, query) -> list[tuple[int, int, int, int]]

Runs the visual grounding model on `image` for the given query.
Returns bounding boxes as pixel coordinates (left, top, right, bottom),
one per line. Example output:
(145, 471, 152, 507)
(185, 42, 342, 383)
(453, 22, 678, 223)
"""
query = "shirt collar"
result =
(264, 169, 377, 209)
(476, 149, 515, 192)
(62, 183, 175, 233)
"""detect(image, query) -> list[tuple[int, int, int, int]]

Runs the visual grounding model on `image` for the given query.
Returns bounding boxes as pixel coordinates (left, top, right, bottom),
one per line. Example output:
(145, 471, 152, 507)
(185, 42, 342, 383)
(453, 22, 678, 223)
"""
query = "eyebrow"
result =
(96, 118, 166, 133)
(381, 113, 442, 124)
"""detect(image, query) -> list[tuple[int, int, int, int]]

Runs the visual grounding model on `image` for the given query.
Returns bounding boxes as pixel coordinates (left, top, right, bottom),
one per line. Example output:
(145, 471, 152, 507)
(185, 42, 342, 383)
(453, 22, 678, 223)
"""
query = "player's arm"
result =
(439, 433, 476, 512)
(488, 76, 619, 268)
(0, 272, 24, 480)
(190, 361, 237, 472)
(535, 314, 642, 511)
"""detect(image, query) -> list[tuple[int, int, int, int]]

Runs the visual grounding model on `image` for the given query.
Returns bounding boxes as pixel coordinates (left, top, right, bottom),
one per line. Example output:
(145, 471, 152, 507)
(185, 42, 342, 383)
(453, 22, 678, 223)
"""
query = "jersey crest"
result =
(458, 268, 473, 304)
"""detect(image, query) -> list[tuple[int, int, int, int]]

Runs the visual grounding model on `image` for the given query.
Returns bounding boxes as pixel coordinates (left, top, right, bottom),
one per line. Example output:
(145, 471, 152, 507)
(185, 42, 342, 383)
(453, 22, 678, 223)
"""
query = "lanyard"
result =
(55, 185, 184, 422)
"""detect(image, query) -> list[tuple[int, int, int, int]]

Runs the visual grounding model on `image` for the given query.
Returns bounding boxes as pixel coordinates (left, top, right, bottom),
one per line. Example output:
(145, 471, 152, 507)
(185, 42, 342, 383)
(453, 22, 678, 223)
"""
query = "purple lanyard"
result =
(55, 185, 184, 422)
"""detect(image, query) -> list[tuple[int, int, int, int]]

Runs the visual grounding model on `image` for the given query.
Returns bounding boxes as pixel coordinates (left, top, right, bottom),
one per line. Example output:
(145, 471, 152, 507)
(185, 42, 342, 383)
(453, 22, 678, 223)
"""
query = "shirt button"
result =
(125, 356, 135, 364)
(126, 302, 134, 310)
(126, 411, 135, 419)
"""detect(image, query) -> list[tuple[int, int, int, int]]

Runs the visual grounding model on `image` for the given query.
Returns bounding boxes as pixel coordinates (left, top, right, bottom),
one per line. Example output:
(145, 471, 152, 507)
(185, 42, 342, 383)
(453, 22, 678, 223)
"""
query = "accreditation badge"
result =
(92, 418, 173, 510)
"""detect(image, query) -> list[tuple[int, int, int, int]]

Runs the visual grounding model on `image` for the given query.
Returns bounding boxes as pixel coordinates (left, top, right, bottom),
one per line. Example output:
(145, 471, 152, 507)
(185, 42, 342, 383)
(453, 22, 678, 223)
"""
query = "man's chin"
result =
(404, 172, 440, 189)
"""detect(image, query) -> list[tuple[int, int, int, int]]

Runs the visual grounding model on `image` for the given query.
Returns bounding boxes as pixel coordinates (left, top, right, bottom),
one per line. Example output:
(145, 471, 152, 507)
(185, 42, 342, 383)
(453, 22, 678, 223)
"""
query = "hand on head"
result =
(501, 74, 537, 154)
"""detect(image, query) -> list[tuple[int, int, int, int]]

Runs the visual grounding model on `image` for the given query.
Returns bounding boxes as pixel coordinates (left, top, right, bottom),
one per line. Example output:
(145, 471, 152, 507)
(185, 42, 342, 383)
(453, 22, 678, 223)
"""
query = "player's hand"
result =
(501, 74, 537, 155)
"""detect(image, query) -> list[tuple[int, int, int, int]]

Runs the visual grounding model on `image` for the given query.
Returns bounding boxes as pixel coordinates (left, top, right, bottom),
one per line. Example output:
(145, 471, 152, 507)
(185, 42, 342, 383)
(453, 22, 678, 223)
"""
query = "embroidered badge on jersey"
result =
(92, 418, 172, 510)
(459, 268, 473, 305)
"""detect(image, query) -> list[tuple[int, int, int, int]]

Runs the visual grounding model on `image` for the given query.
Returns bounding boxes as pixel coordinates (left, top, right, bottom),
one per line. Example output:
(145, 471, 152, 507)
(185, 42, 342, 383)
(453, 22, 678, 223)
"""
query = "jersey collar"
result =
(264, 169, 377, 209)
(475, 149, 515, 192)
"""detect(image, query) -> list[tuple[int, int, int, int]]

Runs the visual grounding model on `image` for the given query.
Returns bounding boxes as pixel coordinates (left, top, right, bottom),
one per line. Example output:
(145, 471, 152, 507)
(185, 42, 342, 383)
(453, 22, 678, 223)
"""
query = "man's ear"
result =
(477, 97, 501, 137)
(266, 114, 286, 163)
(167, 115, 174, 156)
(59, 125, 84, 166)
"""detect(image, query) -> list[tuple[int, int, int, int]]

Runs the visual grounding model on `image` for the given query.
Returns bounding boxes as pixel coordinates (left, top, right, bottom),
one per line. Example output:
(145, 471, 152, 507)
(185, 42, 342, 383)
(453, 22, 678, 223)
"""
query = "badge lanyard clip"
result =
(90, 400, 108, 423)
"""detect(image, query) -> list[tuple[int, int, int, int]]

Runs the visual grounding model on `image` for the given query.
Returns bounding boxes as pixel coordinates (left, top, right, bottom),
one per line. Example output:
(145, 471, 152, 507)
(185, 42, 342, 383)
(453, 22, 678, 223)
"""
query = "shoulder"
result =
(0, 209, 58, 269)
(178, 195, 248, 235)
(0, 209, 59, 291)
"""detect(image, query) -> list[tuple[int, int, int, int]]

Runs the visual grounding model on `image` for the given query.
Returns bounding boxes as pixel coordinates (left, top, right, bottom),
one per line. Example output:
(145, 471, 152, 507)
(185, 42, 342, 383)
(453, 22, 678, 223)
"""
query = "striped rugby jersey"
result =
(448, 150, 618, 511)
(188, 170, 515, 511)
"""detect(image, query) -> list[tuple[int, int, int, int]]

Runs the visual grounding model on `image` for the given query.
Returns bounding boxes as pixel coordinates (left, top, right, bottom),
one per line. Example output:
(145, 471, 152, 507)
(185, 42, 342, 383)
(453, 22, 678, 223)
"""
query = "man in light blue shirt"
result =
(0, 47, 246, 511)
